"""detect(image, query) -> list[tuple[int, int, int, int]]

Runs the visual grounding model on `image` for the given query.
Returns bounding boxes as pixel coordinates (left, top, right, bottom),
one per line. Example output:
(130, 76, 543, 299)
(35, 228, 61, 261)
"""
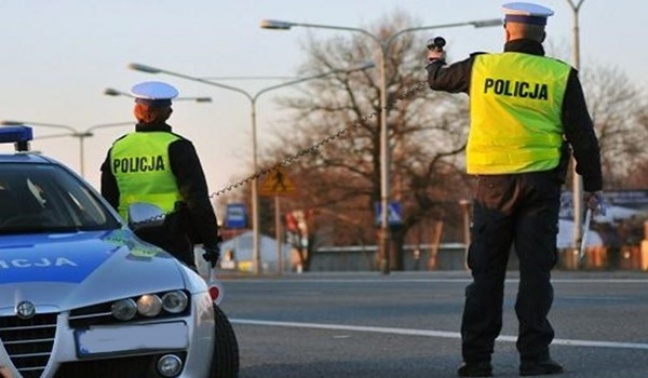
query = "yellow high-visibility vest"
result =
(468, 52, 570, 174)
(110, 132, 182, 220)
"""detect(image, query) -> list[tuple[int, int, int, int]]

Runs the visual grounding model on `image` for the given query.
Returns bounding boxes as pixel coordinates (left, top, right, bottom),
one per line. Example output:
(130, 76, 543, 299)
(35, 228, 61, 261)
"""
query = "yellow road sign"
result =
(259, 168, 296, 196)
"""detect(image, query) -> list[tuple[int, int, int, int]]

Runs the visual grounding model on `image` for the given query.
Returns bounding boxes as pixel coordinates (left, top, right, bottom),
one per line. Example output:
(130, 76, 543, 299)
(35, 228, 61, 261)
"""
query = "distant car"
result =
(0, 126, 239, 378)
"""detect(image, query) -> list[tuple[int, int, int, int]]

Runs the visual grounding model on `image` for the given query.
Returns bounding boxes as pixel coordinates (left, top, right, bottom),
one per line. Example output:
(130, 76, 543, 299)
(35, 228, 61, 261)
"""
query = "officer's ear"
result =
(541, 31, 546, 43)
(161, 107, 173, 122)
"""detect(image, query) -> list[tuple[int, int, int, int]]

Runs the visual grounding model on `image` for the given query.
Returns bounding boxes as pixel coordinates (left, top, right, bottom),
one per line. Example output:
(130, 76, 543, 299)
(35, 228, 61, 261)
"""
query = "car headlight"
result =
(161, 291, 189, 314)
(137, 294, 163, 317)
(111, 298, 137, 321)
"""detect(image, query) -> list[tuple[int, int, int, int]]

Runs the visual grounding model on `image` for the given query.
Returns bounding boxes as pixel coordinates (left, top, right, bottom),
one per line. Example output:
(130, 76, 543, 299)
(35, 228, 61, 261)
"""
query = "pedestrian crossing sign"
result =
(374, 201, 403, 226)
(259, 167, 296, 196)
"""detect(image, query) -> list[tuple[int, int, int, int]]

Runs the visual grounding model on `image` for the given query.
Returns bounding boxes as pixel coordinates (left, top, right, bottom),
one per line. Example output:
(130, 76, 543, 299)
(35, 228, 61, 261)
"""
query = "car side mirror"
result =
(127, 202, 166, 230)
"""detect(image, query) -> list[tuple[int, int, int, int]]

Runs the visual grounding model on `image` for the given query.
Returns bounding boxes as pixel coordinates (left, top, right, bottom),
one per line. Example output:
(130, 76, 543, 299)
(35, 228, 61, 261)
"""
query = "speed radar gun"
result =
(426, 36, 446, 52)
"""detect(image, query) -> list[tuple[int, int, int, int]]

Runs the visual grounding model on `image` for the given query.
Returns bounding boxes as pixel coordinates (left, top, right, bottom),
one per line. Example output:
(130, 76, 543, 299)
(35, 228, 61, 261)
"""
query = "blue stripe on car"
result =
(0, 234, 116, 284)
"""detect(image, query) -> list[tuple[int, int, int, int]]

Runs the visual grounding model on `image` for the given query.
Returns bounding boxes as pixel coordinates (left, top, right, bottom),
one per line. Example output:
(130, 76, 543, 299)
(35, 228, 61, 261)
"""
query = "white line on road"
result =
(232, 318, 648, 351)
(227, 278, 648, 284)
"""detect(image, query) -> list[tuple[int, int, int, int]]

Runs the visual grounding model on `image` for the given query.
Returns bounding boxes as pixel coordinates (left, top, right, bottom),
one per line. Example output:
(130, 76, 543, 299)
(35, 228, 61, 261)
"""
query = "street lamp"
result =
(459, 199, 471, 269)
(261, 17, 502, 274)
(104, 88, 213, 103)
(1, 120, 132, 177)
(129, 61, 375, 275)
(566, 0, 585, 253)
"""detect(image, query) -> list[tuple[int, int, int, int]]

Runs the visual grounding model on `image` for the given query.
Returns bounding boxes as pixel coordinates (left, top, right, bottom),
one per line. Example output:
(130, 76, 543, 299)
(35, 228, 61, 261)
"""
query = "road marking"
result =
(226, 278, 648, 284)
(231, 318, 648, 351)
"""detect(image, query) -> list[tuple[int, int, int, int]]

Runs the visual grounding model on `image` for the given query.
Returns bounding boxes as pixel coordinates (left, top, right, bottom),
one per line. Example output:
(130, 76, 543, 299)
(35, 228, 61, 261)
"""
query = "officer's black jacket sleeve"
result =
(426, 55, 477, 94)
(168, 139, 220, 247)
(561, 69, 603, 192)
(100, 148, 119, 210)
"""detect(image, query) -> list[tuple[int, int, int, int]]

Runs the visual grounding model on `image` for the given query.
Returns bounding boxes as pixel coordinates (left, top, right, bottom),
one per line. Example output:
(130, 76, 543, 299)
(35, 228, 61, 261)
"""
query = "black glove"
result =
(585, 191, 608, 216)
(202, 244, 221, 268)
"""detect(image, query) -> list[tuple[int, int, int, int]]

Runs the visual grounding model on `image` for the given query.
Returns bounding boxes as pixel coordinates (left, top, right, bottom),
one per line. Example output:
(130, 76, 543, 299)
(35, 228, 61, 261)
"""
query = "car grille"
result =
(68, 302, 114, 328)
(0, 313, 57, 378)
(55, 353, 186, 378)
(55, 355, 153, 378)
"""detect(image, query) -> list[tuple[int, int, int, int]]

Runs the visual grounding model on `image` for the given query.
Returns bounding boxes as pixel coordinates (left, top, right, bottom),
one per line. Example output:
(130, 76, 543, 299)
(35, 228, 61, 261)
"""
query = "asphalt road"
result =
(216, 270, 648, 378)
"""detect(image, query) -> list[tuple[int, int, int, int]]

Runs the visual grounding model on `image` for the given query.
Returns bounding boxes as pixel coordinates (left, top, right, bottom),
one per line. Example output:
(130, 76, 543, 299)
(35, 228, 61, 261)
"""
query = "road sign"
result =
(374, 201, 403, 226)
(225, 203, 247, 229)
(259, 167, 296, 196)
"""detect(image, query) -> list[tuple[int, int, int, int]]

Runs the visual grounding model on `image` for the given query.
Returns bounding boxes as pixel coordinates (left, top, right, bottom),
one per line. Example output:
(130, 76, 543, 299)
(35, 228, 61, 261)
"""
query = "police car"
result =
(0, 126, 239, 378)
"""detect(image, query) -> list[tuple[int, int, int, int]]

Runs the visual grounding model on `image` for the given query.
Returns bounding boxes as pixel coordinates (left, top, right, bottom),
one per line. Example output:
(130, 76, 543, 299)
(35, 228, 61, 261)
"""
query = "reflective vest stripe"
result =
(470, 133, 564, 148)
(469, 148, 560, 167)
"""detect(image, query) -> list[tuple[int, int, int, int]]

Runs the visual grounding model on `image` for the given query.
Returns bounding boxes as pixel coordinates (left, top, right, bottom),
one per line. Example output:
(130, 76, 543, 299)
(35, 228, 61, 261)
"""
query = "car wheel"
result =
(209, 304, 240, 378)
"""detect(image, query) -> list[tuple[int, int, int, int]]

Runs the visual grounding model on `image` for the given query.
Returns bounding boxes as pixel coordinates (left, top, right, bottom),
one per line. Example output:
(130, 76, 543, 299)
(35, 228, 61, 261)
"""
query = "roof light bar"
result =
(0, 125, 33, 151)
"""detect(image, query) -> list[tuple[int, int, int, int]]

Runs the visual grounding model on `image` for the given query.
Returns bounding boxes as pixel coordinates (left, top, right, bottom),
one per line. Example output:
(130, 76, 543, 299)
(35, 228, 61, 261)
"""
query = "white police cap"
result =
(130, 81, 178, 107)
(502, 2, 554, 25)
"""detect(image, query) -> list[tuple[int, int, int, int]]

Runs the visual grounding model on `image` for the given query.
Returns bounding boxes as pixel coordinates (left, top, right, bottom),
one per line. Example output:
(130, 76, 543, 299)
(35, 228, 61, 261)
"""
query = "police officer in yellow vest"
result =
(100, 81, 221, 270)
(427, 3, 604, 377)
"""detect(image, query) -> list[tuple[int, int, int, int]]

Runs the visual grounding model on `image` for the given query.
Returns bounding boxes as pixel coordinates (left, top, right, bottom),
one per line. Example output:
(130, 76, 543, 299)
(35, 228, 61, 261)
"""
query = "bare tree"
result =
(214, 10, 648, 273)
(262, 12, 471, 270)
(580, 66, 648, 188)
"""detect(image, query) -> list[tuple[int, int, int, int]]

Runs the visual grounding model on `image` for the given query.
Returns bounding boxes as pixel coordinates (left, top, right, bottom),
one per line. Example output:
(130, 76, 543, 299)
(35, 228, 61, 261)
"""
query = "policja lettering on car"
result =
(112, 155, 165, 173)
(0, 257, 78, 269)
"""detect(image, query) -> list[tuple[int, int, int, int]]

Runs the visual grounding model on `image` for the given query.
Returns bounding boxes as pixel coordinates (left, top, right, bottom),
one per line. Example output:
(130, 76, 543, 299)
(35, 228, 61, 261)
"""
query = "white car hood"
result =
(0, 229, 186, 314)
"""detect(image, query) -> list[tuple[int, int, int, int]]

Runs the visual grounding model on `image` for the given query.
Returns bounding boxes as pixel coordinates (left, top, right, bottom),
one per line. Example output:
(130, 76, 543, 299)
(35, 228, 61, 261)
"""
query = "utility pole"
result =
(566, 0, 585, 252)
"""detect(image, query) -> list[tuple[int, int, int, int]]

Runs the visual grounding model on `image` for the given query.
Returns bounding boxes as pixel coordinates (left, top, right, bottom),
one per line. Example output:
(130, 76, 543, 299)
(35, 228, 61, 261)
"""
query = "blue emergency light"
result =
(0, 125, 33, 151)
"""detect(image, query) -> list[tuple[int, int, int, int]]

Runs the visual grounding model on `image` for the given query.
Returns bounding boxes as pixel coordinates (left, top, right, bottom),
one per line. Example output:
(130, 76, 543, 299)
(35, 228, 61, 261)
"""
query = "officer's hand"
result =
(584, 191, 607, 216)
(427, 48, 446, 62)
(202, 244, 221, 268)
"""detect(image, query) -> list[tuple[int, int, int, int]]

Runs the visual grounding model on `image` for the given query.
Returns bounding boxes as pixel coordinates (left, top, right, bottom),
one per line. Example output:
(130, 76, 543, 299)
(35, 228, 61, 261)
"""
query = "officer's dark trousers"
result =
(461, 171, 561, 363)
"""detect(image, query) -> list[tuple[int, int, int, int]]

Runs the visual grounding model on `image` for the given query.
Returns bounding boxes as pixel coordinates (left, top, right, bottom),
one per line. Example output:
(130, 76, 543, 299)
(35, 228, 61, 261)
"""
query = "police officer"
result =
(100, 81, 221, 270)
(427, 3, 604, 377)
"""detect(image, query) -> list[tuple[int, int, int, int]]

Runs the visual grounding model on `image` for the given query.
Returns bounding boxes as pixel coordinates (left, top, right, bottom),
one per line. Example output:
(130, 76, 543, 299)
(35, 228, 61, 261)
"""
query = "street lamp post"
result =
(129, 61, 374, 275)
(261, 17, 501, 274)
(566, 0, 585, 253)
(1, 120, 132, 177)
(459, 199, 471, 269)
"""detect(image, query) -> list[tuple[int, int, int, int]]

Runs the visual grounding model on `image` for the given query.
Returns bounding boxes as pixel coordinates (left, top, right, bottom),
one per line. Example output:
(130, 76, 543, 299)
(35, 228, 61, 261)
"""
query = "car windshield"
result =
(0, 163, 121, 234)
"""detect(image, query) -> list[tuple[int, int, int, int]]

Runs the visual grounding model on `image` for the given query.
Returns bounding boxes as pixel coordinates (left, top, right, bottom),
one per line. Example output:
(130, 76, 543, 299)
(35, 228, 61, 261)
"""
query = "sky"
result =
(1, 0, 645, 204)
